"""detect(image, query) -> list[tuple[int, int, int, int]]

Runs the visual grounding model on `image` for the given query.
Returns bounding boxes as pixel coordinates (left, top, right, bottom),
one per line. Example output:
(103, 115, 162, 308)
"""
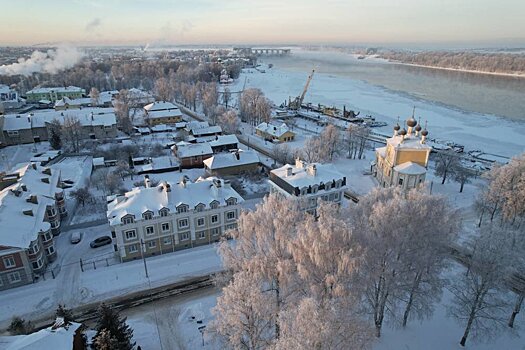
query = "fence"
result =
(79, 253, 120, 272)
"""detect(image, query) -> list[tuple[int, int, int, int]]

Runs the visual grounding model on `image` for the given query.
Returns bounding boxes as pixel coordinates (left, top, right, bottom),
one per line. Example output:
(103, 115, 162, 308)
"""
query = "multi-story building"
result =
(25, 86, 85, 103)
(373, 117, 431, 191)
(0, 84, 24, 110)
(107, 176, 243, 262)
(143, 101, 183, 126)
(0, 163, 66, 290)
(0, 107, 117, 145)
(269, 159, 347, 214)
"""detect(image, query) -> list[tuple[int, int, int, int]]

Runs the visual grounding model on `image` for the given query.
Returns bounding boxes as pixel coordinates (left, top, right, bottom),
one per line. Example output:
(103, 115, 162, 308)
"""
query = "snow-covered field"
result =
(231, 65, 525, 159)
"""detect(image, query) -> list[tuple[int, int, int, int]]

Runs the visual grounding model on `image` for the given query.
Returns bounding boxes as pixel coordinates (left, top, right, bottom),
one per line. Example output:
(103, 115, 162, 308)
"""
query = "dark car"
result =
(90, 236, 112, 248)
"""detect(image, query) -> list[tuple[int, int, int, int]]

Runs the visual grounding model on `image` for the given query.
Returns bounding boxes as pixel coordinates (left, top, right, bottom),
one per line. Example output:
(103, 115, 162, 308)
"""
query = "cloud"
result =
(0, 47, 84, 77)
(86, 18, 102, 32)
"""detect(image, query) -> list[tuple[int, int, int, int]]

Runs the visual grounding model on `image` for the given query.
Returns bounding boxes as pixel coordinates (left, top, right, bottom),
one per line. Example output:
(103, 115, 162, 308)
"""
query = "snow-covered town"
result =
(1, 2, 525, 350)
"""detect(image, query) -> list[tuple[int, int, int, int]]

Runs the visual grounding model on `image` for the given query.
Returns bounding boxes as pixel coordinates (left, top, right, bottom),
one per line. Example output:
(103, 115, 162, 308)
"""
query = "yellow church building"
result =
(373, 116, 432, 190)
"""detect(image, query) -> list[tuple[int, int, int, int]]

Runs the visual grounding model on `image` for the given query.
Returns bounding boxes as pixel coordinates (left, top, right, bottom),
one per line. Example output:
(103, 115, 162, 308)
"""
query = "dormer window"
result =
(122, 215, 134, 225)
(312, 185, 318, 194)
(177, 204, 188, 214)
(226, 198, 237, 206)
(159, 208, 169, 217)
(210, 200, 219, 210)
(300, 187, 307, 196)
(142, 211, 153, 220)
(325, 182, 332, 190)
(195, 203, 205, 212)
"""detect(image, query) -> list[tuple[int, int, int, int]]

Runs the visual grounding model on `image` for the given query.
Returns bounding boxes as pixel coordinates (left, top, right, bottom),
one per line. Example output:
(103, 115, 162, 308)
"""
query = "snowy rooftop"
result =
(106, 177, 244, 225)
(146, 108, 183, 120)
(203, 150, 259, 170)
(387, 134, 432, 151)
(0, 321, 81, 350)
(0, 84, 11, 94)
(186, 121, 209, 131)
(256, 122, 293, 138)
(271, 160, 346, 189)
(190, 125, 222, 136)
(3, 108, 117, 130)
(394, 161, 427, 175)
(26, 86, 85, 94)
(53, 96, 79, 107)
(174, 143, 213, 158)
(208, 134, 239, 148)
(144, 101, 178, 111)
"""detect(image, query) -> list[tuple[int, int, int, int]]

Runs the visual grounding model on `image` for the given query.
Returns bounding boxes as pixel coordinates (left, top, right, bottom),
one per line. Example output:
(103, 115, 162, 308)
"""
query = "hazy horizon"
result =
(1, 0, 524, 48)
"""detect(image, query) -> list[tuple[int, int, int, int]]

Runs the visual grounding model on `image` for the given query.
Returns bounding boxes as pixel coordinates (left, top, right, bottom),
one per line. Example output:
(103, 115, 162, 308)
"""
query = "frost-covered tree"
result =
(345, 124, 369, 159)
(8, 316, 34, 335)
(434, 150, 461, 184)
(90, 87, 100, 107)
(239, 88, 271, 126)
(319, 124, 341, 161)
(202, 82, 219, 120)
(448, 226, 514, 347)
(154, 77, 172, 102)
(452, 162, 475, 193)
(222, 87, 232, 108)
(114, 89, 133, 134)
(218, 110, 241, 134)
(212, 271, 276, 350)
(61, 116, 82, 153)
(93, 329, 120, 350)
(351, 187, 458, 336)
(302, 137, 325, 163)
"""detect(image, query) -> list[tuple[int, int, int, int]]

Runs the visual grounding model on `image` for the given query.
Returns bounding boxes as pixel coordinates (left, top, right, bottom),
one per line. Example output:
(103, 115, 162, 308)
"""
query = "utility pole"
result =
(140, 239, 149, 278)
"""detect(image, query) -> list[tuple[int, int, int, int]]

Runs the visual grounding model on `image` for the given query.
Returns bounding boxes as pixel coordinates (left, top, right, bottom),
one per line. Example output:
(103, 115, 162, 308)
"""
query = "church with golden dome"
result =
(373, 114, 432, 190)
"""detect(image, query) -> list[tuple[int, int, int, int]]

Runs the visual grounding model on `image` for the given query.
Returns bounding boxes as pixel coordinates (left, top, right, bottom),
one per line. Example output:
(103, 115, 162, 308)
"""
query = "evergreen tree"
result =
(48, 118, 62, 150)
(94, 304, 135, 350)
(8, 316, 33, 335)
(94, 329, 120, 350)
(55, 304, 74, 323)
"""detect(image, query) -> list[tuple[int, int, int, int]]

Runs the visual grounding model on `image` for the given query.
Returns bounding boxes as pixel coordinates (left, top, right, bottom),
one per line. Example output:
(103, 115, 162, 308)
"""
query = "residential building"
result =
(171, 142, 213, 168)
(25, 86, 85, 103)
(373, 118, 431, 190)
(204, 150, 260, 176)
(143, 101, 183, 126)
(0, 108, 117, 145)
(256, 122, 295, 142)
(0, 163, 66, 290)
(54, 96, 82, 110)
(107, 177, 243, 262)
(185, 120, 223, 138)
(0, 84, 24, 110)
(208, 134, 239, 153)
(269, 159, 347, 214)
(0, 317, 86, 350)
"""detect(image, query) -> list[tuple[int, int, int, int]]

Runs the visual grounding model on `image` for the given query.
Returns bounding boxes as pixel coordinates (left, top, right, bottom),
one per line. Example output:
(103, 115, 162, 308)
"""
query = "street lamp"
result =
(198, 325, 206, 347)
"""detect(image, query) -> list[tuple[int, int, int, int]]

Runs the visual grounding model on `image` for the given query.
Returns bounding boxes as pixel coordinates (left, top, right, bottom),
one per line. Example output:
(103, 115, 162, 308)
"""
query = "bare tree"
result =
(154, 77, 172, 102)
(346, 124, 369, 159)
(61, 116, 82, 153)
(448, 226, 513, 347)
(434, 151, 461, 184)
(222, 87, 231, 108)
(452, 162, 475, 193)
(218, 110, 241, 134)
(114, 89, 133, 134)
(90, 87, 100, 107)
(319, 124, 341, 161)
(239, 88, 271, 126)
(106, 172, 123, 194)
(202, 82, 219, 121)
(70, 187, 92, 207)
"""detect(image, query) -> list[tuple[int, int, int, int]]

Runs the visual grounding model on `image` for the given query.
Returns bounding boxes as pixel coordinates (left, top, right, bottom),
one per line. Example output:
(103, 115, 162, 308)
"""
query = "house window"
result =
(43, 232, 53, 242)
(225, 224, 237, 230)
(29, 243, 40, 255)
(398, 178, 404, 186)
(159, 208, 169, 217)
(128, 244, 138, 253)
(32, 259, 43, 269)
(122, 216, 134, 225)
(334, 192, 340, 200)
(143, 212, 153, 220)
(226, 211, 236, 221)
(145, 226, 155, 235)
(163, 237, 172, 245)
(147, 241, 156, 249)
(161, 222, 171, 232)
(45, 246, 55, 255)
(177, 205, 188, 214)
(195, 204, 205, 212)
(178, 219, 189, 229)
(210, 201, 219, 209)
(197, 231, 206, 239)
(335, 180, 342, 188)
(8, 272, 21, 284)
(309, 197, 317, 207)
(197, 217, 205, 227)
(125, 230, 137, 240)
(47, 208, 56, 217)
(226, 198, 236, 206)
(312, 185, 318, 194)
(50, 220, 59, 229)
(3, 256, 15, 269)
(180, 232, 190, 241)
(211, 215, 218, 224)
(211, 228, 220, 236)
(329, 193, 335, 201)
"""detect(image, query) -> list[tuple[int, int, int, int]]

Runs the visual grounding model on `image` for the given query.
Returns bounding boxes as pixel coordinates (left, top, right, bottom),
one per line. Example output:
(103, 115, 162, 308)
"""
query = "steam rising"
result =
(0, 47, 84, 76)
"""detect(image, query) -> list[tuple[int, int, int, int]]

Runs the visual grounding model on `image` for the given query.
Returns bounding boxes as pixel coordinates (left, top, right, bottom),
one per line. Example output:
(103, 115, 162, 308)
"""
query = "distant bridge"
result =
(233, 47, 291, 56)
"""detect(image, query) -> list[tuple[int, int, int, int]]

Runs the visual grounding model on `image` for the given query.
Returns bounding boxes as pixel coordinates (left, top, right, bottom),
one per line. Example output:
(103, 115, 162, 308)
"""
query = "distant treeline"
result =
(379, 51, 525, 75)
(0, 50, 245, 93)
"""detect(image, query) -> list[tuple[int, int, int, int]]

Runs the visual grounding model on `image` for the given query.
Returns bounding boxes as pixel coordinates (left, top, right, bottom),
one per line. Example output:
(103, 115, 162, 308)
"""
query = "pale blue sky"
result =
(0, 0, 524, 46)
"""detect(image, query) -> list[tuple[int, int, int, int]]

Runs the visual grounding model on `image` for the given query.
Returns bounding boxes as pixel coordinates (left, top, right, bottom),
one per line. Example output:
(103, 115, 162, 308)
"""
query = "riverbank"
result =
(388, 60, 525, 78)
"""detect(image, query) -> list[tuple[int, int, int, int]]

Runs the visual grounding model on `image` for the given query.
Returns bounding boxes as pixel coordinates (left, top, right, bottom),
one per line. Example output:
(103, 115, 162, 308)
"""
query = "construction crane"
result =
(288, 69, 315, 110)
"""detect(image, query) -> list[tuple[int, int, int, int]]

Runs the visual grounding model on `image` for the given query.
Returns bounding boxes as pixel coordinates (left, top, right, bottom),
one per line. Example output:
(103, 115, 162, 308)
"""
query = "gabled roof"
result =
(190, 125, 222, 136)
(208, 134, 238, 148)
(256, 122, 294, 138)
(271, 161, 346, 189)
(393, 161, 427, 175)
(203, 150, 259, 170)
(2, 108, 117, 130)
(144, 101, 178, 111)
(174, 143, 213, 158)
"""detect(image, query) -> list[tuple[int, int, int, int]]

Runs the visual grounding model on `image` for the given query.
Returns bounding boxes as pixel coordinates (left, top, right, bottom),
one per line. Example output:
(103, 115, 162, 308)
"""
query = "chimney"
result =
(32, 163, 37, 170)
(21, 184, 27, 192)
(41, 177, 50, 184)
(213, 178, 222, 188)
(180, 176, 187, 188)
(26, 195, 38, 204)
(295, 159, 304, 168)
(165, 182, 171, 192)
(307, 164, 317, 176)
(286, 167, 293, 177)
(23, 209, 34, 216)
(144, 175, 151, 188)
(235, 151, 240, 161)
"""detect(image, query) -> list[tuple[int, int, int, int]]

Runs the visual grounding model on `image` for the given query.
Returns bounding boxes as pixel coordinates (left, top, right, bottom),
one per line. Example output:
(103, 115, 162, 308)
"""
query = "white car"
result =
(70, 232, 82, 244)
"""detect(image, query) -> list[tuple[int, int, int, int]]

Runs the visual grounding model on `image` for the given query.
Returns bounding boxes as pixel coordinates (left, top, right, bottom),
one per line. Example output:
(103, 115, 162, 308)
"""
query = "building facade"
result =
(0, 163, 66, 290)
(0, 84, 24, 110)
(373, 117, 431, 191)
(143, 101, 183, 126)
(256, 122, 295, 142)
(107, 177, 243, 262)
(269, 159, 347, 214)
(25, 86, 85, 103)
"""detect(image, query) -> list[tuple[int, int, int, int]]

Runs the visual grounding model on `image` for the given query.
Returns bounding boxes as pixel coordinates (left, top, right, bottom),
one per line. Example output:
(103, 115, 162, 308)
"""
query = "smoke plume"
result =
(0, 47, 84, 77)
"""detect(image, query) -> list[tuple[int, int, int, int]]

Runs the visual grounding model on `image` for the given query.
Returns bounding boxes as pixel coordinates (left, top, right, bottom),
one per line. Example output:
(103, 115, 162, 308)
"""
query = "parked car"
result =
(90, 236, 112, 248)
(70, 231, 82, 244)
